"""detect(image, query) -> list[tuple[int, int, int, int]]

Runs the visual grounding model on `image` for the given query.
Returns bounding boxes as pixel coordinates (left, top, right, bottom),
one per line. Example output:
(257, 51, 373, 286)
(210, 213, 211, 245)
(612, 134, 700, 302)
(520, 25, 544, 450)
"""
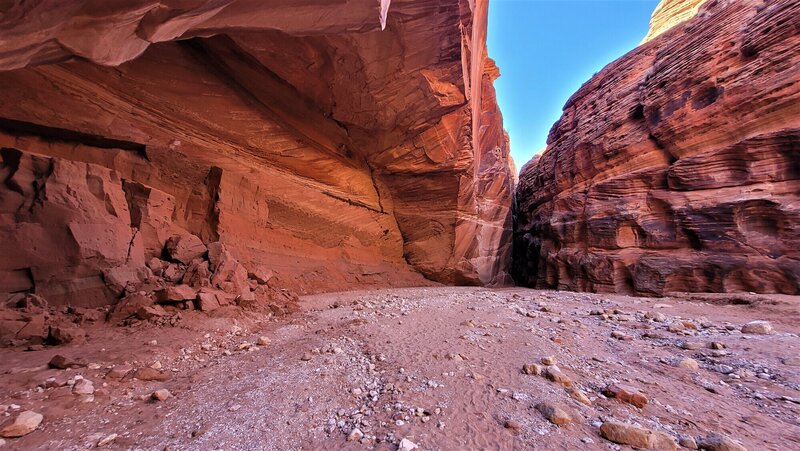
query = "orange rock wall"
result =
(514, 0, 800, 296)
(0, 0, 514, 306)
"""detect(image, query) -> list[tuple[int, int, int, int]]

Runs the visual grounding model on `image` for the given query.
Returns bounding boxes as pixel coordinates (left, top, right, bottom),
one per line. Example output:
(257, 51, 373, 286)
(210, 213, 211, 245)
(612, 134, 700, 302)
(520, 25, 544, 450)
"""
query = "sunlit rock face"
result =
(642, 0, 708, 43)
(514, 0, 800, 296)
(0, 0, 514, 306)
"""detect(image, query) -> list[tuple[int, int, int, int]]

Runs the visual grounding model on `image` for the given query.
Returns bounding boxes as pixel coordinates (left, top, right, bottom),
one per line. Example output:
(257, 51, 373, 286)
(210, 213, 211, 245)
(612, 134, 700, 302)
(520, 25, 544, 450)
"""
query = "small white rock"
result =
(97, 433, 118, 447)
(398, 438, 419, 451)
(347, 428, 364, 442)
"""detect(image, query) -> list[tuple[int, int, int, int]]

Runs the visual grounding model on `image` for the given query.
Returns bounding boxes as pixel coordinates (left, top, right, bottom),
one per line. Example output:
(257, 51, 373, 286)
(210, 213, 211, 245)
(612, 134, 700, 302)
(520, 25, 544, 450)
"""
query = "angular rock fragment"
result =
(48, 326, 86, 345)
(398, 438, 419, 451)
(156, 285, 197, 303)
(522, 363, 543, 376)
(48, 355, 88, 369)
(136, 305, 167, 320)
(133, 367, 171, 382)
(535, 402, 572, 426)
(248, 266, 274, 284)
(678, 358, 700, 370)
(0, 410, 43, 438)
(151, 389, 172, 401)
(195, 291, 222, 312)
(543, 365, 572, 388)
(696, 433, 748, 451)
(741, 321, 772, 335)
(106, 365, 133, 380)
(72, 378, 94, 395)
(210, 245, 249, 295)
(184, 259, 212, 288)
(164, 234, 207, 264)
(603, 384, 648, 408)
(600, 421, 676, 450)
(347, 428, 363, 442)
(567, 388, 592, 406)
(108, 294, 153, 323)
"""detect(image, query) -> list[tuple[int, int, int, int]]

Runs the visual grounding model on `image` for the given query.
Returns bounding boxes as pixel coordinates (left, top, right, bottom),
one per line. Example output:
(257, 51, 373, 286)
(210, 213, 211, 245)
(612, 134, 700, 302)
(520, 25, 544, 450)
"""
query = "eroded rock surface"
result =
(514, 0, 800, 296)
(0, 0, 514, 309)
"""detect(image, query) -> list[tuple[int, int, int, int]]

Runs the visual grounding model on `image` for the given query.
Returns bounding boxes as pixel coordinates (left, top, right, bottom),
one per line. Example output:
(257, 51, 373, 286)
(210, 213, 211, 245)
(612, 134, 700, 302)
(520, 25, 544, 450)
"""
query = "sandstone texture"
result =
(642, 0, 707, 43)
(514, 0, 800, 296)
(0, 410, 43, 438)
(0, 0, 514, 311)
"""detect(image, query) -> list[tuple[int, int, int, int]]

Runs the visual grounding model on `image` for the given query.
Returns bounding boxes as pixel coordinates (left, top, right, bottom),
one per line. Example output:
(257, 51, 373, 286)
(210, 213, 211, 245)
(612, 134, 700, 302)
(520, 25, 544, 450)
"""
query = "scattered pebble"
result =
(347, 428, 363, 442)
(679, 435, 698, 449)
(543, 365, 572, 387)
(0, 411, 43, 438)
(611, 330, 633, 341)
(678, 358, 700, 371)
(504, 420, 521, 433)
(398, 438, 419, 451)
(680, 341, 704, 350)
(600, 421, 676, 450)
(782, 357, 800, 366)
(72, 378, 95, 395)
(603, 384, 648, 408)
(522, 363, 543, 375)
(535, 402, 572, 426)
(97, 433, 118, 447)
(741, 321, 772, 335)
(567, 388, 592, 406)
(151, 389, 172, 401)
(696, 432, 748, 451)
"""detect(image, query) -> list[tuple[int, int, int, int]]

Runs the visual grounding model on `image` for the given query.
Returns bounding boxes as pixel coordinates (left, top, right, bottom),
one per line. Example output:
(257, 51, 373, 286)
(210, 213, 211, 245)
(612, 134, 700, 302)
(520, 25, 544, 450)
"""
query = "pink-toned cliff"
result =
(514, 0, 800, 296)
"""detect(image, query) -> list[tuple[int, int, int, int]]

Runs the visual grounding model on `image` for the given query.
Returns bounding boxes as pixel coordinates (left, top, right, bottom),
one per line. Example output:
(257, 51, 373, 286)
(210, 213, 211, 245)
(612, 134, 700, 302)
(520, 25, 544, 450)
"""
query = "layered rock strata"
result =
(514, 0, 800, 296)
(0, 0, 515, 308)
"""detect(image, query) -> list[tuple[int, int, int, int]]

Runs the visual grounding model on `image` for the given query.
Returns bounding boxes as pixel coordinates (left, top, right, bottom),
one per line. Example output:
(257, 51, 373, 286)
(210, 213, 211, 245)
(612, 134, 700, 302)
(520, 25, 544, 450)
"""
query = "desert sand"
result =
(1, 287, 798, 450)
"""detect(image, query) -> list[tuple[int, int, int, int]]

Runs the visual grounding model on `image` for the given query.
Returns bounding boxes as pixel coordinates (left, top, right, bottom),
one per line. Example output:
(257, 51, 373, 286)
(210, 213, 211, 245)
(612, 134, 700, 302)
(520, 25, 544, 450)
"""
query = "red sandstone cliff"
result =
(514, 0, 800, 296)
(0, 0, 514, 308)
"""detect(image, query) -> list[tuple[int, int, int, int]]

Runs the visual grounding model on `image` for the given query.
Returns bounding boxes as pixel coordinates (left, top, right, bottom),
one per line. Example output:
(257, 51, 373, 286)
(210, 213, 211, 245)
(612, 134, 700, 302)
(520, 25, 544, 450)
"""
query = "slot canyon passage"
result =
(0, 0, 798, 449)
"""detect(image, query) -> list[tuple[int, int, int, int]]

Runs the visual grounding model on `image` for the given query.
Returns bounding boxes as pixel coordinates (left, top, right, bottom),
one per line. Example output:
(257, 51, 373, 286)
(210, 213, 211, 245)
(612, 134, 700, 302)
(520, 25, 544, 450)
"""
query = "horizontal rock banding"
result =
(0, 0, 515, 308)
(513, 0, 800, 296)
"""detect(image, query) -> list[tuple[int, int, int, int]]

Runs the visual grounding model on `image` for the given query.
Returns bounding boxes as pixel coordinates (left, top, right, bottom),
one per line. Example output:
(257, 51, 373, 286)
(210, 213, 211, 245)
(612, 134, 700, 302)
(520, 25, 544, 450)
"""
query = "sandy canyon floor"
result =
(1, 287, 799, 450)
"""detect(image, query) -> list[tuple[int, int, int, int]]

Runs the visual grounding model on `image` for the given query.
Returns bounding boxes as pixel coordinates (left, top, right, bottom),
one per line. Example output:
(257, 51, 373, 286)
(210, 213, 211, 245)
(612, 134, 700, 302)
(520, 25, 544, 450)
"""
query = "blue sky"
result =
(487, 0, 660, 170)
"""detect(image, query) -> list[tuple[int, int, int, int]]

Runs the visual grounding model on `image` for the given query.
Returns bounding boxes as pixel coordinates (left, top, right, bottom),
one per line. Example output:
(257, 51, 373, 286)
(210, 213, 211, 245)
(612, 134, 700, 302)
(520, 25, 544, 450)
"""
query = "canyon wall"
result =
(514, 0, 800, 296)
(0, 0, 515, 308)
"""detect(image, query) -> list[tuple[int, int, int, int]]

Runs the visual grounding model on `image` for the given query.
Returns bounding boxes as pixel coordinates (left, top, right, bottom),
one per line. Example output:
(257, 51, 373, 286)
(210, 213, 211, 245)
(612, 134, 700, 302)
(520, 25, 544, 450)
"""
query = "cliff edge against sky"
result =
(514, 0, 800, 296)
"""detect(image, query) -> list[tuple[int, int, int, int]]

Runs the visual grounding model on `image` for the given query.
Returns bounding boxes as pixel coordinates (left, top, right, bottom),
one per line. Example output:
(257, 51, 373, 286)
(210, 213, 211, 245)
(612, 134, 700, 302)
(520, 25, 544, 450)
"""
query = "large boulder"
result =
(155, 285, 197, 303)
(164, 234, 207, 264)
(208, 243, 249, 295)
(0, 149, 145, 307)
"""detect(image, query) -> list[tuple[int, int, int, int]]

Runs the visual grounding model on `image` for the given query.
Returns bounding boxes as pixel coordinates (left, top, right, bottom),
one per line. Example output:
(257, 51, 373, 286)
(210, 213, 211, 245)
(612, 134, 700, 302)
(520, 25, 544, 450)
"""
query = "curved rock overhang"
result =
(0, 0, 515, 306)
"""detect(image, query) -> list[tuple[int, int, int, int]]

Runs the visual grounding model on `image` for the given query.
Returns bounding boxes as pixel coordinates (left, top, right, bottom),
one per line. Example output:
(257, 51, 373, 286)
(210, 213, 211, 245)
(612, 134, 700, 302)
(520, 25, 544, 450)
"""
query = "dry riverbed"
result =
(1, 287, 799, 450)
